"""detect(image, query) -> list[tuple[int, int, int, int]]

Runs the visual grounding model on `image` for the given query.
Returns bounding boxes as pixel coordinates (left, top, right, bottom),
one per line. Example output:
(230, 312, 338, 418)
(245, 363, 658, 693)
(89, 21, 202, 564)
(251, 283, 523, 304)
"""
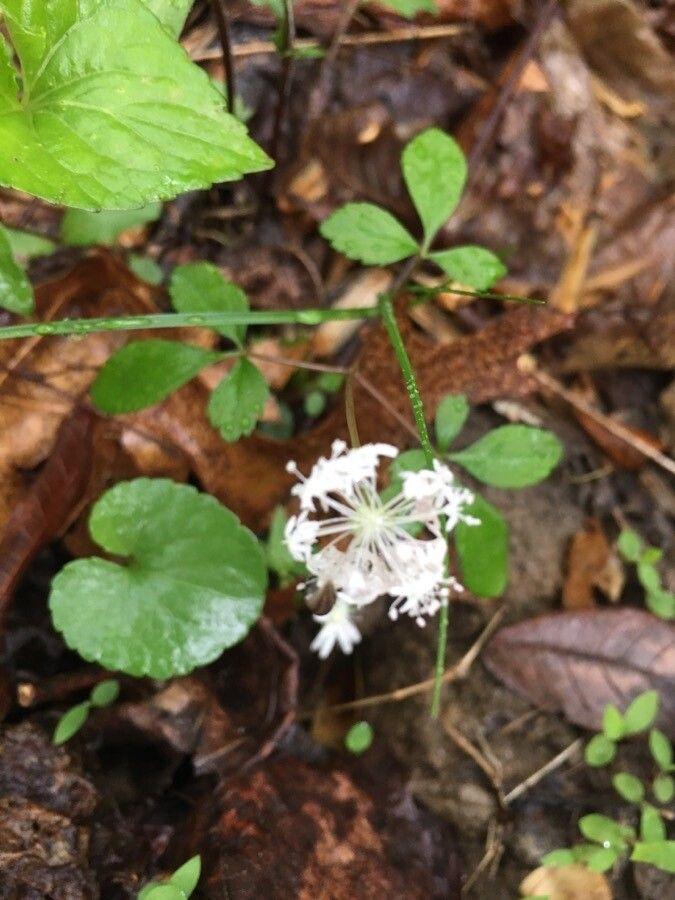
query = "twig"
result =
(344, 371, 361, 447)
(303, 607, 504, 717)
(524, 359, 675, 477)
(190, 24, 466, 61)
(442, 718, 503, 789)
(309, 0, 362, 118)
(270, 0, 296, 166)
(209, 0, 236, 115)
(462, 820, 505, 896)
(503, 738, 583, 805)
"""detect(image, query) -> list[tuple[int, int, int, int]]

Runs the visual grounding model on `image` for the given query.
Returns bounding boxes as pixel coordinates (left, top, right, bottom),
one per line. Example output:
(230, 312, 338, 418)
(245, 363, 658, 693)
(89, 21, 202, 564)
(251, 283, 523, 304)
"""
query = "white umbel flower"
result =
(285, 441, 477, 654)
(310, 596, 362, 658)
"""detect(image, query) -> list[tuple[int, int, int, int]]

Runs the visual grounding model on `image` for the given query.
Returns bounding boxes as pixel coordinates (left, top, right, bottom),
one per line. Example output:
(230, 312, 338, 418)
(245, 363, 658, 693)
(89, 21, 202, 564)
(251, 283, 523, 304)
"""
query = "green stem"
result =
(0, 306, 380, 341)
(378, 293, 448, 719)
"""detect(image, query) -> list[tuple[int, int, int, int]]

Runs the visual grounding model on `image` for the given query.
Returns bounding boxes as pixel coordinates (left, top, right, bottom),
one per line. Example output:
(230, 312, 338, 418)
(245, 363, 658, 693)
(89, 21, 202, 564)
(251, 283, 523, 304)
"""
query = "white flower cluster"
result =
(284, 440, 477, 658)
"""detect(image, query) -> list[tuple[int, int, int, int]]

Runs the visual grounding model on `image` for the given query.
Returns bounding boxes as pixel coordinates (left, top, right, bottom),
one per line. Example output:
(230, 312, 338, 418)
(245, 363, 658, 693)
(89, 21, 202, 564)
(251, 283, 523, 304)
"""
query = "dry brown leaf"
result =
(520, 864, 612, 900)
(484, 608, 675, 736)
(311, 268, 393, 357)
(573, 407, 665, 471)
(563, 518, 624, 610)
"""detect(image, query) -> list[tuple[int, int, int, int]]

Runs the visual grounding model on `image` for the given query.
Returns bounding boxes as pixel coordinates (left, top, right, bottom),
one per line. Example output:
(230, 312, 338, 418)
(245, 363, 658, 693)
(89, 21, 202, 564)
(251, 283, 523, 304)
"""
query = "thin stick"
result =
(304, 607, 504, 717)
(210, 0, 236, 115)
(503, 738, 583, 805)
(270, 0, 296, 165)
(191, 24, 466, 61)
(527, 361, 675, 477)
(344, 372, 361, 447)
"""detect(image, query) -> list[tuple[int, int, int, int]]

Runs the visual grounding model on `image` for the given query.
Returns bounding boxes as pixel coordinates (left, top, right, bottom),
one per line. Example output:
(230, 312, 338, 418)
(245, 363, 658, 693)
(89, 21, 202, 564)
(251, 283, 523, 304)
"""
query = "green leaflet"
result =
(320, 203, 419, 265)
(170, 262, 249, 345)
(430, 246, 506, 291)
(450, 425, 563, 489)
(0, 0, 271, 210)
(60, 204, 162, 246)
(49, 479, 267, 678)
(91, 340, 221, 414)
(207, 357, 269, 441)
(0, 226, 34, 314)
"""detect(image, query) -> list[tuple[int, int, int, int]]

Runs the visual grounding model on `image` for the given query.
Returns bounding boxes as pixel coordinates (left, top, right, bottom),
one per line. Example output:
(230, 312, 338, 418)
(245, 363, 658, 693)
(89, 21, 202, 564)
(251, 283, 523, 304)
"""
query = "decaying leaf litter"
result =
(0, 0, 673, 896)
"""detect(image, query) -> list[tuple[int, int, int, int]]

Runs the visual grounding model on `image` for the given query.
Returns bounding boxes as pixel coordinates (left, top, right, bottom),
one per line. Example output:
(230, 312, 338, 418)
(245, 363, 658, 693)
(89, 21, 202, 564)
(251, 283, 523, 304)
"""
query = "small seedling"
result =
(618, 529, 674, 620)
(53, 679, 120, 745)
(345, 721, 374, 755)
(138, 855, 201, 900)
(545, 691, 675, 876)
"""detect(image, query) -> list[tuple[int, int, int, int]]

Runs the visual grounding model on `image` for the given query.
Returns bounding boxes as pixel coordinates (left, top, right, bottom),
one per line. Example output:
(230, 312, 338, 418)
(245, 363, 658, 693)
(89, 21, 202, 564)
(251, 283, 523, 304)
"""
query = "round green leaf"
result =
(602, 704, 625, 741)
(90, 679, 120, 708)
(170, 263, 249, 344)
(584, 845, 619, 873)
(640, 804, 666, 843)
(60, 204, 161, 246)
(541, 848, 575, 867)
(454, 494, 508, 598)
(207, 358, 269, 442)
(435, 394, 469, 451)
(91, 340, 220, 414)
(617, 529, 642, 562)
(53, 701, 91, 745)
(401, 128, 467, 245)
(0, 0, 271, 209)
(345, 721, 374, 755)
(613, 772, 644, 804)
(319, 203, 419, 265)
(0, 225, 34, 314)
(49, 479, 267, 679)
(303, 390, 326, 418)
(585, 734, 616, 767)
(624, 691, 659, 735)
(128, 255, 164, 285)
(430, 246, 506, 291)
(579, 814, 626, 848)
(170, 855, 201, 896)
(450, 425, 563, 488)
(649, 729, 673, 771)
(653, 774, 674, 804)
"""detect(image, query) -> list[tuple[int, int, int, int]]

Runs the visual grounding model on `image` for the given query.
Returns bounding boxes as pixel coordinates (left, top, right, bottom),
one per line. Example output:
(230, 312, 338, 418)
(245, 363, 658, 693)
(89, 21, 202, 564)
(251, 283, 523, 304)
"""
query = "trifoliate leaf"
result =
(585, 734, 617, 767)
(631, 841, 675, 874)
(435, 393, 469, 451)
(60, 204, 162, 246)
(430, 246, 506, 291)
(170, 263, 250, 345)
(91, 340, 220, 414)
(579, 814, 628, 848)
(345, 721, 374, 755)
(90, 679, 120, 708)
(602, 704, 625, 741)
(170, 855, 201, 896)
(640, 804, 666, 843)
(649, 729, 673, 771)
(612, 773, 644, 804)
(449, 425, 563, 488)
(623, 690, 659, 735)
(455, 494, 508, 598)
(49, 479, 267, 678)
(0, 225, 34, 314)
(617, 529, 643, 562)
(207, 358, 269, 442)
(653, 774, 674, 804)
(0, 0, 271, 210)
(401, 128, 467, 246)
(320, 203, 419, 265)
(53, 701, 90, 745)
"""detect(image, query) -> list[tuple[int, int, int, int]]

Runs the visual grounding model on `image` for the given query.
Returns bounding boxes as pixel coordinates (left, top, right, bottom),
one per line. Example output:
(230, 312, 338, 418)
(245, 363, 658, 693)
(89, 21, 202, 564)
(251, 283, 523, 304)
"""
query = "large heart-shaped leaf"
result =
(49, 479, 267, 678)
(0, 0, 271, 210)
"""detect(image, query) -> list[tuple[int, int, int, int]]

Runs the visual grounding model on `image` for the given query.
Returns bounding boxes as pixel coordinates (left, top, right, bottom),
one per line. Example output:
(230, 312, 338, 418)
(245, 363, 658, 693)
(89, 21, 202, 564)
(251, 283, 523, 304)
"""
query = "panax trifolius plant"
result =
(0, 121, 562, 707)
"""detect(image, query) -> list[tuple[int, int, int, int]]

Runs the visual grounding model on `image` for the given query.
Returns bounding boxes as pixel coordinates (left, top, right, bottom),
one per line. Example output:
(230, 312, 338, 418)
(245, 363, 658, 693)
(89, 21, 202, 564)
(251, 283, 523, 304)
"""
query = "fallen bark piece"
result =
(193, 756, 462, 898)
(484, 608, 675, 736)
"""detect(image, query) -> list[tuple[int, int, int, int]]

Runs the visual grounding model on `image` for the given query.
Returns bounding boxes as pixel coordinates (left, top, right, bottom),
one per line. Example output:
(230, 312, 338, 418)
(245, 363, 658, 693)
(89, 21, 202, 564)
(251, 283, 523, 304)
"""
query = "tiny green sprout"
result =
(304, 390, 326, 418)
(649, 729, 673, 771)
(345, 721, 374, 755)
(602, 704, 625, 741)
(138, 855, 201, 899)
(618, 528, 675, 620)
(53, 679, 121, 745)
(585, 734, 616, 767)
(640, 804, 666, 842)
(623, 691, 659, 736)
(653, 774, 674, 804)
